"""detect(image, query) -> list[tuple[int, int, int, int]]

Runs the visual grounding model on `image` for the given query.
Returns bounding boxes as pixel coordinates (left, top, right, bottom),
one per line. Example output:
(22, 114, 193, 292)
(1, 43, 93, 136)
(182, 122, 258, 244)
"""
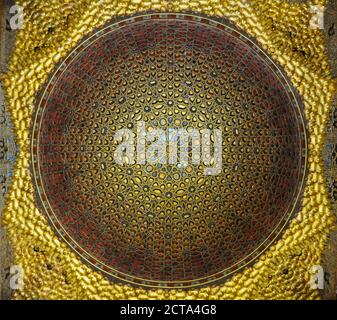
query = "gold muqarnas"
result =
(2, 0, 337, 299)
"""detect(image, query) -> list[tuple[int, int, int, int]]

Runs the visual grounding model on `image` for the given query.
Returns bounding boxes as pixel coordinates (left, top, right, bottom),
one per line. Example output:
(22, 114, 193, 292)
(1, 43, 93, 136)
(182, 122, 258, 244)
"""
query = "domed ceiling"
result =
(31, 14, 307, 288)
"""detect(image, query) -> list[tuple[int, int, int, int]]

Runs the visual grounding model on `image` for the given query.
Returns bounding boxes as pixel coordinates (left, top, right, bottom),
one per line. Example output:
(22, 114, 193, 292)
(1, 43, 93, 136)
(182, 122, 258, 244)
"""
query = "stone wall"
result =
(0, 0, 17, 301)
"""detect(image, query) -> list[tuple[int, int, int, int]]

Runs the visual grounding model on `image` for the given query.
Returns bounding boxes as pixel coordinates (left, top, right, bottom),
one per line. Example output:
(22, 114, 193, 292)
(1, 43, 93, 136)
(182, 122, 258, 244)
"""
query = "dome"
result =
(31, 13, 307, 288)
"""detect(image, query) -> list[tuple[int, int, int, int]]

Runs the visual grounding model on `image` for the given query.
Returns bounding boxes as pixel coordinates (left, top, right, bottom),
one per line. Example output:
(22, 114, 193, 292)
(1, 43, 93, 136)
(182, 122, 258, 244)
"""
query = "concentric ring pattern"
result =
(31, 14, 307, 288)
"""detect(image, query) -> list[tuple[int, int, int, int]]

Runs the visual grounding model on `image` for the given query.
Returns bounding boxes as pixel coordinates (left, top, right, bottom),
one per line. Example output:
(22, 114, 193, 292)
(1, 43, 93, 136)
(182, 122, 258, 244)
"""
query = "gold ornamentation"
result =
(2, 0, 336, 299)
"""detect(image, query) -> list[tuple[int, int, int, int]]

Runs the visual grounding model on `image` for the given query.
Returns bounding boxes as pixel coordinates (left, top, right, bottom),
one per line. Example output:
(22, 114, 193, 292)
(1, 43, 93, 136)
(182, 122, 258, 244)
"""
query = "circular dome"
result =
(31, 13, 307, 288)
